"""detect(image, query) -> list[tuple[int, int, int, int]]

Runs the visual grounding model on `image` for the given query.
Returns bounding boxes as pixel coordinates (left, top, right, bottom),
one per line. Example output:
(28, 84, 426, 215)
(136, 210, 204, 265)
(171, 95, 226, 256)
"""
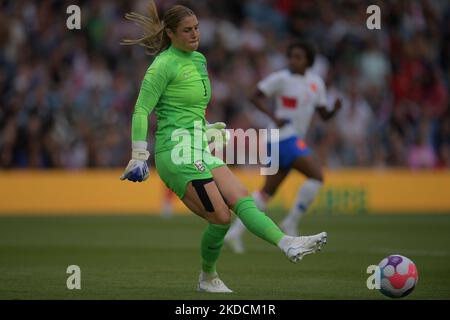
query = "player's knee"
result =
(227, 186, 249, 208)
(215, 214, 231, 225)
(210, 208, 231, 225)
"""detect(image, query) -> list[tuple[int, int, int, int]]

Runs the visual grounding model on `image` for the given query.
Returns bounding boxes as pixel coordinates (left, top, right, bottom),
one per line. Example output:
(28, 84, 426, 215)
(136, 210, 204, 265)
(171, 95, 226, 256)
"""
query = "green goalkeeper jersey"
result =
(132, 45, 211, 153)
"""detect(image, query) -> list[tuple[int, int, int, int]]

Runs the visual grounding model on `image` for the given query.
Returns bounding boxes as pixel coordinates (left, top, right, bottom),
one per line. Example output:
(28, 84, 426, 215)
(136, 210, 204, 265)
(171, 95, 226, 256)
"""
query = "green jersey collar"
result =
(168, 45, 194, 58)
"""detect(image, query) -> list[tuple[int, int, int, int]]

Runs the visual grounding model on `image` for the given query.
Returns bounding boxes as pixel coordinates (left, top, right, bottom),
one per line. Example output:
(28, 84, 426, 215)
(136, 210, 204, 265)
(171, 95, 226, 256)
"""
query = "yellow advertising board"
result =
(0, 169, 449, 215)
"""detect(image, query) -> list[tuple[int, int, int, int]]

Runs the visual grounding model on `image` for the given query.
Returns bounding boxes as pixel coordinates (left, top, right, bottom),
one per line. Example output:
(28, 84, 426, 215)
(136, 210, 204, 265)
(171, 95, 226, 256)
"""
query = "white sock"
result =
(200, 270, 218, 281)
(227, 217, 246, 238)
(252, 191, 268, 211)
(277, 235, 294, 252)
(283, 179, 322, 226)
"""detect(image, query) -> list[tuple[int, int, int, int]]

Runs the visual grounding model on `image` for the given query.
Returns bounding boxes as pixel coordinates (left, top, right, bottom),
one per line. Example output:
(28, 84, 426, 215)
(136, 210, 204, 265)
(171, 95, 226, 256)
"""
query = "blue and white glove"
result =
(120, 141, 150, 182)
(206, 122, 231, 151)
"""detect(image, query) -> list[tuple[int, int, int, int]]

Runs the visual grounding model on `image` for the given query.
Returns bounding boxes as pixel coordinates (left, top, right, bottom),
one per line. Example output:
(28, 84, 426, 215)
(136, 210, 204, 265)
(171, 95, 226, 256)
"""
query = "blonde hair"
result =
(121, 1, 195, 55)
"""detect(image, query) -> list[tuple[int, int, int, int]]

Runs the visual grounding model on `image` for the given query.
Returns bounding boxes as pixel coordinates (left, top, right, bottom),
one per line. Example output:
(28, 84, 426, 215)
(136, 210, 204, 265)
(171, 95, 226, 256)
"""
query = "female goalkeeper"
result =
(120, 1, 327, 293)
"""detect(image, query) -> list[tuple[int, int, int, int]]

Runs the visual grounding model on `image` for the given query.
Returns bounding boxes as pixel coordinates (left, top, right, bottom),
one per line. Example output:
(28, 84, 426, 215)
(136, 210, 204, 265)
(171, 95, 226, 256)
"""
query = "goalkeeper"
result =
(120, 1, 327, 293)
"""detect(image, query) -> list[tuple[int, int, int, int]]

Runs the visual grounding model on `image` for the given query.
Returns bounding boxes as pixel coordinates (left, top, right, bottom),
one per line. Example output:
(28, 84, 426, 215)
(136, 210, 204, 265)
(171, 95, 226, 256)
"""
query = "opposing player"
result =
(120, 2, 327, 293)
(225, 41, 341, 253)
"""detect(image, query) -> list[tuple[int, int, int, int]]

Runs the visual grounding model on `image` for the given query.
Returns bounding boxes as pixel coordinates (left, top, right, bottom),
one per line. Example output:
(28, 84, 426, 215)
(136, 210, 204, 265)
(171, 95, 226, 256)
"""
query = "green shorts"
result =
(155, 148, 226, 199)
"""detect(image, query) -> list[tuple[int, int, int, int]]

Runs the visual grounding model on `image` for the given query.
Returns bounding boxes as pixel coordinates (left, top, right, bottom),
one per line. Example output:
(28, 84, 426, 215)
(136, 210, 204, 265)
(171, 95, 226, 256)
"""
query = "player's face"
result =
(288, 47, 309, 74)
(168, 15, 200, 52)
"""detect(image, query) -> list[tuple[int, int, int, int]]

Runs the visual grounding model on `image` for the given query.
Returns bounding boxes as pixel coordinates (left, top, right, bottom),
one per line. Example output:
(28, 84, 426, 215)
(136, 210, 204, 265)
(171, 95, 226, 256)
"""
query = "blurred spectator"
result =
(336, 79, 374, 166)
(407, 119, 437, 169)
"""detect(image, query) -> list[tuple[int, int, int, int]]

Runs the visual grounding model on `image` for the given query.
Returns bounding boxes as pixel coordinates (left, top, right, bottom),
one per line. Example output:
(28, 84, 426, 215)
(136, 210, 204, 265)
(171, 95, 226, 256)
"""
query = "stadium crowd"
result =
(0, 0, 449, 169)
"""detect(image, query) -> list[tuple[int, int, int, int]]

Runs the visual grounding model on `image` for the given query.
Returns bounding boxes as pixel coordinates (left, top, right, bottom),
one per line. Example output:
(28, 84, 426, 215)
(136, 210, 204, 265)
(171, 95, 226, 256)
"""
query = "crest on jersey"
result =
(194, 160, 206, 172)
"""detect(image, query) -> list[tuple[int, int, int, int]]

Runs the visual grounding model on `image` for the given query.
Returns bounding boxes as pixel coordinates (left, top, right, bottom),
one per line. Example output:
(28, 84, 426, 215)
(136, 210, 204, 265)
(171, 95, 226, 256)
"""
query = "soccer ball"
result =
(378, 254, 418, 298)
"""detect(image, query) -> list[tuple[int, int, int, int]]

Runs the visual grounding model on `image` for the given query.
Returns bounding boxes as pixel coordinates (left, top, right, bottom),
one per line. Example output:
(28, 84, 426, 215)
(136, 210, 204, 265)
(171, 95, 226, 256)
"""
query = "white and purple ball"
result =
(378, 254, 418, 298)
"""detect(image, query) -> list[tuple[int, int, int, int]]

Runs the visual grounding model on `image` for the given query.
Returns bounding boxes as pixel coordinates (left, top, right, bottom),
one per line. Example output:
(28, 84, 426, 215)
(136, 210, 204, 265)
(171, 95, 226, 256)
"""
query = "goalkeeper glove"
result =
(206, 121, 231, 151)
(120, 141, 150, 182)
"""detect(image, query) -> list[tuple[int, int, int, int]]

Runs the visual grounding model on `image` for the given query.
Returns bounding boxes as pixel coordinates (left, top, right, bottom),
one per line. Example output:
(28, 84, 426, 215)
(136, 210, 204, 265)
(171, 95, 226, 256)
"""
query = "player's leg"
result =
(279, 153, 323, 236)
(156, 149, 233, 293)
(161, 187, 175, 218)
(211, 165, 284, 245)
(211, 165, 326, 261)
(182, 179, 234, 293)
(182, 179, 231, 224)
(225, 169, 290, 253)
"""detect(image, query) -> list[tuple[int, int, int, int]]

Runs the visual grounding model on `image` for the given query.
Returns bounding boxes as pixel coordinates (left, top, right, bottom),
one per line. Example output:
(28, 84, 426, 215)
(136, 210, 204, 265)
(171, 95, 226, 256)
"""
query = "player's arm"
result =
(316, 98, 342, 121)
(250, 89, 290, 128)
(121, 59, 171, 182)
(314, 77, 341, 121)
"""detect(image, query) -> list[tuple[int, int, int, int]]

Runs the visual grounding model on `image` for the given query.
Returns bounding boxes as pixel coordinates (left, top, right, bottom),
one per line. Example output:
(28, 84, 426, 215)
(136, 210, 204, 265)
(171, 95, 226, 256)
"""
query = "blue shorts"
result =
(267, 135, 311, 170)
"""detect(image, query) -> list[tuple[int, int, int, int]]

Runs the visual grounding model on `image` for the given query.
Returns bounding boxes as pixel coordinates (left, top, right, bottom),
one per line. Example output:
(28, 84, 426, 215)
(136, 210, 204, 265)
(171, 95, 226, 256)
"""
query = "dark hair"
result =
(121, 1, 195, 55)
(287, 41, 315, 67)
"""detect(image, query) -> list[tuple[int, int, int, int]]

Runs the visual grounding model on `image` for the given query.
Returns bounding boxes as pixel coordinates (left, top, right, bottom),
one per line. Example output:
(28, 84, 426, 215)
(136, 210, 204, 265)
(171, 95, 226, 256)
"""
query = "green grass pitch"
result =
(1, 211, 449, 299)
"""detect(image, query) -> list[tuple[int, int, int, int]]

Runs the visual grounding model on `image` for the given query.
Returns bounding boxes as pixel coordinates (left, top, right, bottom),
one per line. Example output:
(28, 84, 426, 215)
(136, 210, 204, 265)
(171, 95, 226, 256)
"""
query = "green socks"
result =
(201, 223, 230, 274)
(233, 197, 285, 246)
(200, 197, 286, 274)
